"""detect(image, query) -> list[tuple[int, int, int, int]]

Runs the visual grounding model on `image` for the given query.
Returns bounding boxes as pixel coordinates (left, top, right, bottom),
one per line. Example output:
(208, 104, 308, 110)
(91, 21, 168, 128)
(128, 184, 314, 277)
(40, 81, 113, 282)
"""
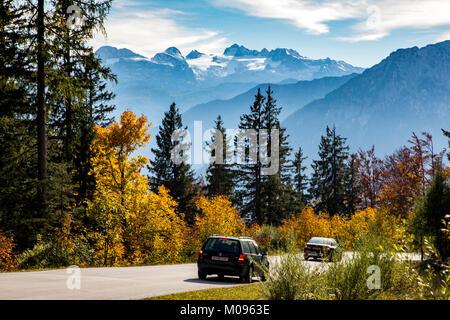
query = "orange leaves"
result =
(0, 230, 17, 271)
(194, 196, 245, 245)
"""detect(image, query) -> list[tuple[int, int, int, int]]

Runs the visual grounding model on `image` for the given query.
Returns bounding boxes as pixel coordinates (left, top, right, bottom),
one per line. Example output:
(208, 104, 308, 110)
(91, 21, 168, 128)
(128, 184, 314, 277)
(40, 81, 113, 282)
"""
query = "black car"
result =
(197, 235, 269, 283)
(304, 237, 340, 261)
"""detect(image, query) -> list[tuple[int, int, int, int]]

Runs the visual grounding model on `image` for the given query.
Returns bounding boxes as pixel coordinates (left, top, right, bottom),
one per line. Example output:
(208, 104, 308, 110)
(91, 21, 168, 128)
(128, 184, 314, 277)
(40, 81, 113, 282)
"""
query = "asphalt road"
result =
(0, 253, 420, 300)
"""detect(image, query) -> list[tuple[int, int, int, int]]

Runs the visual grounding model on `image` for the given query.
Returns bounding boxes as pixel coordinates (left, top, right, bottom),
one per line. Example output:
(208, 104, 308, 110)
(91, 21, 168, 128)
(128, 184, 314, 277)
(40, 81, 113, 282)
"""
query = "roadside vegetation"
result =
(148, 284, 264, 300)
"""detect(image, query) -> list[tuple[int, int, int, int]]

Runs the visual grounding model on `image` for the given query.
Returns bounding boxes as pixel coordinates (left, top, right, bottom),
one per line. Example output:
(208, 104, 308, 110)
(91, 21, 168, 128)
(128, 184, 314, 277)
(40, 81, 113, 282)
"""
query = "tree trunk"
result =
(37, 0, 47, 216)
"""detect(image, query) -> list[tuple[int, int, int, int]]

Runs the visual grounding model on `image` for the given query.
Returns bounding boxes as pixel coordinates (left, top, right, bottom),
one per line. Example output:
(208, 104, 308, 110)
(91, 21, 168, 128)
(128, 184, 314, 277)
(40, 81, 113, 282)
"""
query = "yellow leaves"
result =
(128, 185, 187, 265)
(277, 207, 404, 250)
(194, 196, 245, 245)
(86, 111, 184, 265)
(90, 111, 151, 203)
(279, 207, 332, 248)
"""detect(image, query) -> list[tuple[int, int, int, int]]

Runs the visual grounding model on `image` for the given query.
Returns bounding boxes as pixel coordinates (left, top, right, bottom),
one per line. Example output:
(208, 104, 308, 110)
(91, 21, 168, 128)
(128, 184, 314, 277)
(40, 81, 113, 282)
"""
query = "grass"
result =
(147, 283, 265, 300)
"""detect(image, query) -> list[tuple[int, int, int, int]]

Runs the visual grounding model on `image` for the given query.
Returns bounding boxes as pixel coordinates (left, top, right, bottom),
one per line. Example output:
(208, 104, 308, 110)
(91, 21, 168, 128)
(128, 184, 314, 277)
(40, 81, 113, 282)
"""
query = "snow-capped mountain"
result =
(94, 43, 364, 123)
(185, 44, 363, 84)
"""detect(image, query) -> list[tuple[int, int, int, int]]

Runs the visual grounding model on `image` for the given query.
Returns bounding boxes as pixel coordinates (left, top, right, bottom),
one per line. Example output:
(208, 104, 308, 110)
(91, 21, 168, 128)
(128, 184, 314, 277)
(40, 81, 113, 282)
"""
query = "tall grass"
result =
(259, 233, 417, 300)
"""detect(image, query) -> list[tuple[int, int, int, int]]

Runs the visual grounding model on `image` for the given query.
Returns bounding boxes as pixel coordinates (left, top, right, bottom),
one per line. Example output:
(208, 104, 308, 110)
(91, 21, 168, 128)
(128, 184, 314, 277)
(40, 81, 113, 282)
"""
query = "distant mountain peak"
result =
(223, 44, 260, 57)
(151, 47, 188, 68)
(186, 50, 205, 60)
(95, 46, 145, 61)
(268, 48, 302, 60)
(164, 47, 184, 60)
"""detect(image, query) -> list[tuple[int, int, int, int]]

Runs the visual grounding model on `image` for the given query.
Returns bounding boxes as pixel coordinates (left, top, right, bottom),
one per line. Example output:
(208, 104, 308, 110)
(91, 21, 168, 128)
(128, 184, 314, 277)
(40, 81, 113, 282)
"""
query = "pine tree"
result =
(235, 88, 266, 223)
(0, 0, 39, 250)
(260, 86, 292, 225)
(343, 154, 360, 216)
(235, 87, 293, 225)
(147, 103, 196, 223)
(411, 170, 450, 261)
(292, 147, 310, 206)
(309, 126, 349, 216)
(0, 0, 115, 249)
(205, 115, 236, 199)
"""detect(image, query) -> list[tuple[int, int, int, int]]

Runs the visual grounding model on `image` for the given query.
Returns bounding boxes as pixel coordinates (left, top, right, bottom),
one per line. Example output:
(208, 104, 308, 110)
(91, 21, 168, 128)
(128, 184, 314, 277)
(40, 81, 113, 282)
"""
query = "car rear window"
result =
(308, 238, 328, 245)
(205, 238, 240, 254)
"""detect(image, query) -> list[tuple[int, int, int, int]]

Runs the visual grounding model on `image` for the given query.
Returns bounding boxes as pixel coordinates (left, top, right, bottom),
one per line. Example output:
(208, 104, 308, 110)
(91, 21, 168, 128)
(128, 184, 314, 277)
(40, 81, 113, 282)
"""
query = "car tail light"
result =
(198, 250, 203, 259)
(238, 254, 245, 263)
(304, 245, 309, 249)
(326, 247, 331, 251)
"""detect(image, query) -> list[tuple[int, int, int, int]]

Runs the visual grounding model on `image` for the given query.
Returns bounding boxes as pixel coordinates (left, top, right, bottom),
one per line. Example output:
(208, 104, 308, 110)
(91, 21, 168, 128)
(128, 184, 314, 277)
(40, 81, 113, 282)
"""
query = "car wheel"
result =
(198, 270, 207, 280)
(304, 256, 309, 261)
(260, 272, 267, 282)
(241, 266, 253, 283)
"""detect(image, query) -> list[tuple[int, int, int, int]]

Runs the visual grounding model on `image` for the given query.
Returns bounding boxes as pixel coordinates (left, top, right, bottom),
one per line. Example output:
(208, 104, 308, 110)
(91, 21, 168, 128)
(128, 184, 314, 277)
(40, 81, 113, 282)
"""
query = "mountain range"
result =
(95, 44, 363, 122)
(95, 41, 449, 170)
(283, 40, 450, 162)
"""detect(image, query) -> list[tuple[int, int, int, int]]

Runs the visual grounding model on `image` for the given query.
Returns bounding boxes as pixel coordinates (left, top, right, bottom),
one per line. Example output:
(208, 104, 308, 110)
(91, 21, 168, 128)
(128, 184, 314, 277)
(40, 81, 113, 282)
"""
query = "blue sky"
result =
(93, 0, 450, 68)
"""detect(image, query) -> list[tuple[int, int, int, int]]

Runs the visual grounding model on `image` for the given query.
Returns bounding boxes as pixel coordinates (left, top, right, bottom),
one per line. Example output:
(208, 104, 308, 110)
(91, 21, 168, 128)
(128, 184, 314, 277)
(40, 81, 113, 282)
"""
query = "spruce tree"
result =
(411, 170, 450, 261)
(292, 147, 310, 208)
(309, 126, 349, 216)
(260, 86, 292, 225)
(343, 154, 360, 216)
(0, 0, 39, 250)
(235, 87, 293, 225)
(235, 88, 265, 223)
(205, 115, 236, 199)
(148, 103, 196, 223)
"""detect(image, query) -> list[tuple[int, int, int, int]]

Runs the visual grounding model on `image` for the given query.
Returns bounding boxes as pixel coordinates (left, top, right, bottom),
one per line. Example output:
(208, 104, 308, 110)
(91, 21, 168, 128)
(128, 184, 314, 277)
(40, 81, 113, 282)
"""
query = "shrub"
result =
(18, 241, 72, 269)
(253, 225, 289, 253)
(323, 233, 416, 300)
(0, 230, 17, 271)
(194, 195, 245, 244)
(260, 251, 322, 300)
(278, 207, 331, 249)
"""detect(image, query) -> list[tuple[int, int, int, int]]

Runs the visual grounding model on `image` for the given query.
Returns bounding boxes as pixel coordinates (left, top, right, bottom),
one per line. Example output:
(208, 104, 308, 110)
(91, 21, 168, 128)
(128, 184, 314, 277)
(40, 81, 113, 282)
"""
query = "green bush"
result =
(260, 251, 323, 300)
(324, 234, 416, 300)
(18, 242, 72, 269)
(260, 233, 417, 300)
(254, 225, 289, 253)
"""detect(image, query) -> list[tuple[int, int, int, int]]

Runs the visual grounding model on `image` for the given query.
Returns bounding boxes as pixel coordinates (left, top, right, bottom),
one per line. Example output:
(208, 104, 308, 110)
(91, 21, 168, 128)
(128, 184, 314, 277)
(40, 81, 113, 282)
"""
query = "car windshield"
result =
(205, 238, 240, 254)
(308, 237, 331, 245)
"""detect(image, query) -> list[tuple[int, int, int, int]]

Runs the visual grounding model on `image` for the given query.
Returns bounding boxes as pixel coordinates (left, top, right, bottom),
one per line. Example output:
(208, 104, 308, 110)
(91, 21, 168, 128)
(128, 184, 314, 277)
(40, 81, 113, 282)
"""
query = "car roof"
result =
(308, 237, 337, 242)
(208, 235, 254, 241)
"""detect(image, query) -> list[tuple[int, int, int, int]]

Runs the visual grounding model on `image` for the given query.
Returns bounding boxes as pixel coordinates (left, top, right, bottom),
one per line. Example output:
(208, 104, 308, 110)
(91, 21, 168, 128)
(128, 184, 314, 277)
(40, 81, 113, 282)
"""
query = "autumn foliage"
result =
(0, 230, 17, 271)
(3, 110, 446, 270)
(277, 206, 404, 250)
(86, 111, 186, 265)
(194, 195, 245, 245)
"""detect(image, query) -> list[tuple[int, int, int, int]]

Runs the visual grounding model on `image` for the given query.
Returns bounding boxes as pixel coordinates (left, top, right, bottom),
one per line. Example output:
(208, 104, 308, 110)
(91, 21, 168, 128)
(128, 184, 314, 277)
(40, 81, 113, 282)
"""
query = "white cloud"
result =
(212, 0, 363, 34)
(211, 0, 450, 42)
(91, 4, 230, 57)
(437, 31, 450, 42)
